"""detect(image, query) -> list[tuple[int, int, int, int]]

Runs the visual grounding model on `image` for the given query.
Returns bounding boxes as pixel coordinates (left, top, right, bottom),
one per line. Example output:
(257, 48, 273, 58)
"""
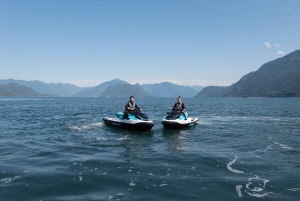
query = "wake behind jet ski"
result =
(161, 96, 198, 129)
(103, 96, 154, 131)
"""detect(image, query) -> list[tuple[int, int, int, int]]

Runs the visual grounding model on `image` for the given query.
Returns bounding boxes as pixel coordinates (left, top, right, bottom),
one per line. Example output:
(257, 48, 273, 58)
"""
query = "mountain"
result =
(0, 82, 48, 97)
(100, 83, 153, 98)
(195, 86, 232, 98)
(74, 78, 128, 97)
(195, 49, 300, 97)
(142, 82, 198, 97)
(190, 85, 205, 93)
(195, 72, 255, 97)
(0, 79, 83, 97)
(0, 85, 14, 96)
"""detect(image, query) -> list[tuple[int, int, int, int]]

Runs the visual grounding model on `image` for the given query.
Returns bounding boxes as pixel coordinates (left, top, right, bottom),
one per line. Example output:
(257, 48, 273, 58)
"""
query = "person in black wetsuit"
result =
(123, 96, 141, 120)
(170, 96, 187, 120)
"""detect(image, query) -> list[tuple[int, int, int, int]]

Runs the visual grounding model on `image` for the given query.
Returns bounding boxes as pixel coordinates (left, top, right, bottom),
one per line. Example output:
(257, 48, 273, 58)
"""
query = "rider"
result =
(123, 96, 141, 120)
(170, 96, 187, 120)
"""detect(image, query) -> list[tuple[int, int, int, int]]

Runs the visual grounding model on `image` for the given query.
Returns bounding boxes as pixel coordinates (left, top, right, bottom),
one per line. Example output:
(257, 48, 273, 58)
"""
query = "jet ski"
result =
(103, 109, 154, 131)
(161, 109, 198, 129)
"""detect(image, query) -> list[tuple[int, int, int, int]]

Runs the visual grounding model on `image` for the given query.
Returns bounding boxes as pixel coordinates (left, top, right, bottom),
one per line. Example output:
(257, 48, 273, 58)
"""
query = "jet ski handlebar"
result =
(167, 109, 184, 114)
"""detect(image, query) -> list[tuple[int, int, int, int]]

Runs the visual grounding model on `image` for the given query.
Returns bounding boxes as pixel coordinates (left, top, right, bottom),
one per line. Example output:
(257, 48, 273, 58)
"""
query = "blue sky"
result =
(0, 0, 299, 87)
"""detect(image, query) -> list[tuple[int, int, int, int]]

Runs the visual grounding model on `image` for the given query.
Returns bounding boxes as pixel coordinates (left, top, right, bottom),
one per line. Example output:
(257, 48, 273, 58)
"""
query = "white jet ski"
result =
(161, 110, 198, 129)
(103, 110, 154, 131)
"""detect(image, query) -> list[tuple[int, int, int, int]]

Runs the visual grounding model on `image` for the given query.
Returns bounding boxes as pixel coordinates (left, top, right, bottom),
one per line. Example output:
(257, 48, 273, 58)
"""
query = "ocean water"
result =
(0, 98, 299, 201)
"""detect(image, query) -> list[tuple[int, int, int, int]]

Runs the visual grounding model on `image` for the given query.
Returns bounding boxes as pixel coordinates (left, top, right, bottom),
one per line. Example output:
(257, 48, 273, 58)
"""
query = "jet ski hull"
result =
(161, 117, 198, 129)
(103, 117, 154, 131)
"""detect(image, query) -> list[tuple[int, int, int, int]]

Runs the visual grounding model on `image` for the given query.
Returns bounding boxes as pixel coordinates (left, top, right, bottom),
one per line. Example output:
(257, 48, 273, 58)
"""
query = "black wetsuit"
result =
(123, 101, 141, 120)
(172, 102, 187, 119)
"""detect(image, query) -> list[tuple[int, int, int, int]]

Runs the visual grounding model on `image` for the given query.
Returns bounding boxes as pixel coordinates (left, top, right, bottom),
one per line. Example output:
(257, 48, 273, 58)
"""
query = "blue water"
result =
(0, 98, 300, 201)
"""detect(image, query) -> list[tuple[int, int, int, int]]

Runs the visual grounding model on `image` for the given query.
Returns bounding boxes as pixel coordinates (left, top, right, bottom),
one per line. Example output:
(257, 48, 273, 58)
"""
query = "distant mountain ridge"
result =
(195, 49, 300, 97)
(142, 82, 199, 97)
(190, 85, 205, 92)
(73, 78, 128, 97)
(100, 83, 153, 98)
(0, 82, 48, 97)
(0, 79, 84, 97)
(0, 78, 205, 98)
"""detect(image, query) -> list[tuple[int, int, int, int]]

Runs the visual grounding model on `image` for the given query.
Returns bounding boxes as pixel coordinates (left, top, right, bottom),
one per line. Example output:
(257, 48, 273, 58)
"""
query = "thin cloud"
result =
(276, 51, 285, 55)
(264, 42, 271, 48)
(62, 80, 104, 87)
(127, 78, 210, 86)
(65, 78, 211, 87)
(275, 44, 279, 47)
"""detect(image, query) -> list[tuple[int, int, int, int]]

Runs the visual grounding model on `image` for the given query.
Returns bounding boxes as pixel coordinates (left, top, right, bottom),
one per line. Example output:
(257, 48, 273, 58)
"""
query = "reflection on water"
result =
(121, 133, 154, 159)
(162, 127, 193, 155)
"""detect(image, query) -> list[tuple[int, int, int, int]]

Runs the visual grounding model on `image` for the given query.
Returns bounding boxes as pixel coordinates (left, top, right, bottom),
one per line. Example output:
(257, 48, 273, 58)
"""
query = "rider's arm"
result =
(170, 103, 176, 110)
(181, 103, 186, 112)
(125, 102, 130, 110)
(135, 104, 141, 110)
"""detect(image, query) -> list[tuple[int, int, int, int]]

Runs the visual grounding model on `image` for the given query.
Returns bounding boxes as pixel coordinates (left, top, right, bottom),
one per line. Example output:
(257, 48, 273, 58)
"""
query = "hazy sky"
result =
(1, 0, 299, 87)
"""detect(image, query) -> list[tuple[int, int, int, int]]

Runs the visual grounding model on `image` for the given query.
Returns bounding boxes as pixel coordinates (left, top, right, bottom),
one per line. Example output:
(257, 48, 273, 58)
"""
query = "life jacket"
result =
(128, 102, 136, 110)
(175, 102, 182, 109)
